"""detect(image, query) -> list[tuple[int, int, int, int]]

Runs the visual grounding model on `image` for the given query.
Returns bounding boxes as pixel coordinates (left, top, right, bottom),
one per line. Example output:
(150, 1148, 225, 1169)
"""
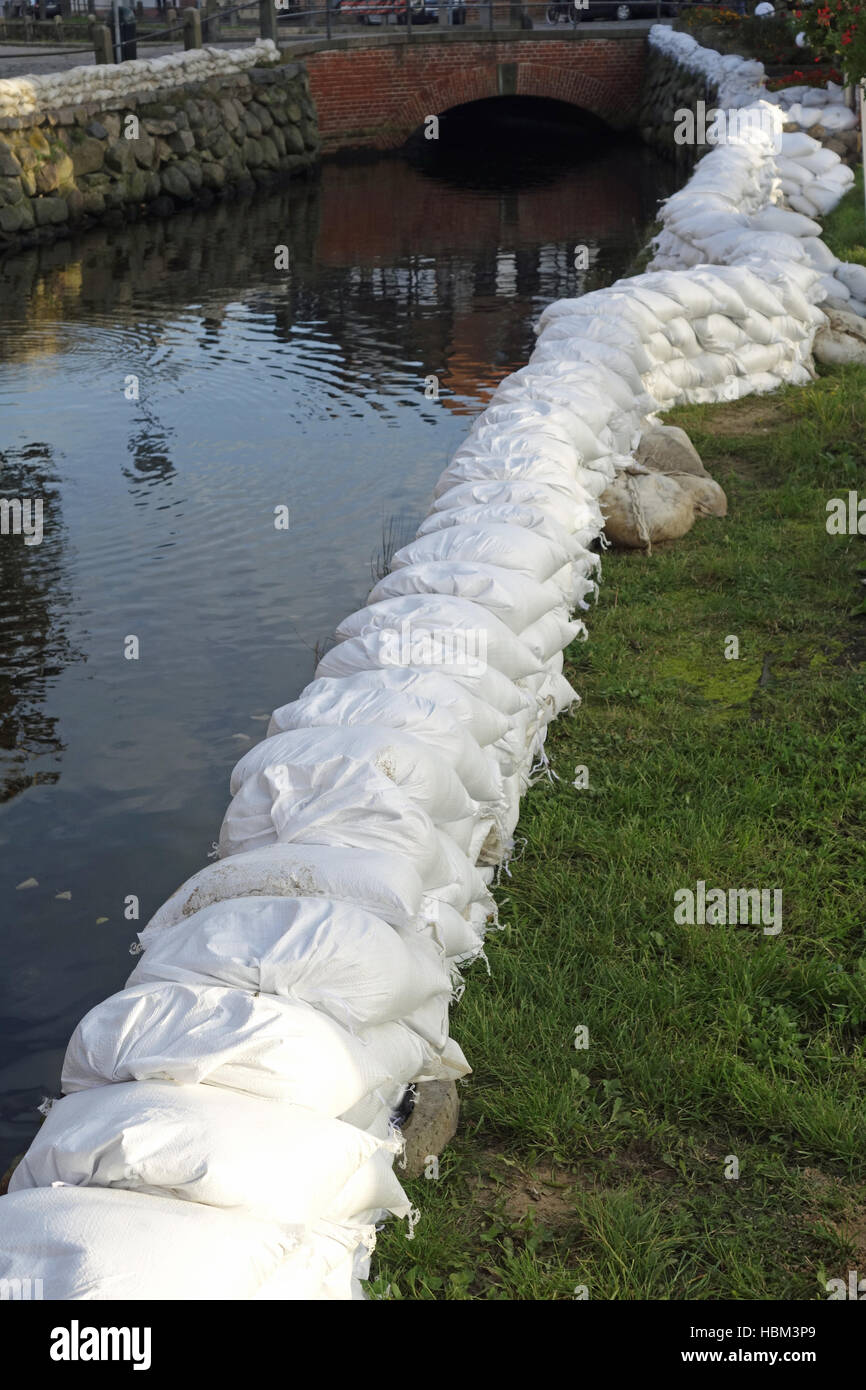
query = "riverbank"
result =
(367, 223, 866, 1301)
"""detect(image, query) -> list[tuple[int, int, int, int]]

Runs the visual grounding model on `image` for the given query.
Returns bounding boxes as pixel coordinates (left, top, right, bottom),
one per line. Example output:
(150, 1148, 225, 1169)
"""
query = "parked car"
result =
(8, 0, 63, 16)
(337, 0, 465, 24)
(553, 0, 679, 18)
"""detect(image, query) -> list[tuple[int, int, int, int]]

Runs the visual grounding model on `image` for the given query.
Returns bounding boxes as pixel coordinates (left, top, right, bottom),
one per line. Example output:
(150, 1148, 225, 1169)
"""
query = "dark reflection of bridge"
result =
(0, 446, 78, 806)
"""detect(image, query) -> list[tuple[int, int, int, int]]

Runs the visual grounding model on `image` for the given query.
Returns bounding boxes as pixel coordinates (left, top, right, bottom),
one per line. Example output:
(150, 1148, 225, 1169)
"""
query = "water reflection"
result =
(0, 118, 677, 1167)
(0, 444, 77, 806)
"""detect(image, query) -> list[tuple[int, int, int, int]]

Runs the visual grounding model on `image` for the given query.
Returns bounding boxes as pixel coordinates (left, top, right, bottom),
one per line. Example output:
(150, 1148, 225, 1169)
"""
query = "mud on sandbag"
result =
(599, 425, 727, 553)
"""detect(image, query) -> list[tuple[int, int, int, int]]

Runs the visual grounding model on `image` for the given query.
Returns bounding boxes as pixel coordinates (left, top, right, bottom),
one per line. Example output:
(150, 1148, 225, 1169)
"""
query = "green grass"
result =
(823, 166, 866, 268)
(366, 367, 866, 1301)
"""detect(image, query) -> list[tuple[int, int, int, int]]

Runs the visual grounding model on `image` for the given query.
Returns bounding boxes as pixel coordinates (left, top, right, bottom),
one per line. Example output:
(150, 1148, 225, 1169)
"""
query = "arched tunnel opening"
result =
(404, 96, 626, 186)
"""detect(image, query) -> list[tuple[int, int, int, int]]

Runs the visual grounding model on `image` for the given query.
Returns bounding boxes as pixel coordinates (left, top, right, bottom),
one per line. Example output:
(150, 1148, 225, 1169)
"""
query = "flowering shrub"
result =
(766, 63, 845, 86)
(791, 1, 866, 82)
(679, 5, 742, 27)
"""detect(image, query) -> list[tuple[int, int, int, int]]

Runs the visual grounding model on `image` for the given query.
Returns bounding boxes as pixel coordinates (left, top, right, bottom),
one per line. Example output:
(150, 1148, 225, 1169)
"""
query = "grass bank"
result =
(366, 360, 866, 1301)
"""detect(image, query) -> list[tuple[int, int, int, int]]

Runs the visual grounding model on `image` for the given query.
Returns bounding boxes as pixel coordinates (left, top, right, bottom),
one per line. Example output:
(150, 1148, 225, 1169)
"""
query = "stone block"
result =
(398, 1080, 459, 1180)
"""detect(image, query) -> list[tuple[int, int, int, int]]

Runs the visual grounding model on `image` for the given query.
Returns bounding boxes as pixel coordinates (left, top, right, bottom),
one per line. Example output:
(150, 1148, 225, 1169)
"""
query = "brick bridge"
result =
(286, 28, 648, 153)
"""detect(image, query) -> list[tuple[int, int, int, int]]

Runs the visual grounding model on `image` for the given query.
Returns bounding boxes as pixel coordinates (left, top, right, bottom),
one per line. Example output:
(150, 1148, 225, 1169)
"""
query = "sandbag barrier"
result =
(0, 38, 281, 121)
(0, 27, 861, 1302)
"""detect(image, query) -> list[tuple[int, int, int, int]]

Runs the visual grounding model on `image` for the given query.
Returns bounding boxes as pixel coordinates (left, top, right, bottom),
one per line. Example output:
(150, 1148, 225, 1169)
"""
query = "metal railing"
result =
(5, 0, 680, 66)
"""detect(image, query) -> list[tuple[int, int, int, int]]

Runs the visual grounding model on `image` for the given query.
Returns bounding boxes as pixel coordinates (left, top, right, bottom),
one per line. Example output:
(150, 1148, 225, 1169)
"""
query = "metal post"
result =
(325, 0, 331, 38)
(487, 0, 493, 29)
(258, 0, 275, 39)
(111, 0, 120, 60)
(861, 82, 866, 234)
(406, 0, 411, 38)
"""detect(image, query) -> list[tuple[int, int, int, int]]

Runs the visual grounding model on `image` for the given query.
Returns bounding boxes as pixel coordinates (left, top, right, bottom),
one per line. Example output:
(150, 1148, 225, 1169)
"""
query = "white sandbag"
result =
(143, 843, 425, 939)
(707, 264, 787, 319)
(490, 376, 637, 453)
(10, 1082, 410, 1228)
(229, 726, 476, 824)
(368, 560, 566, 636)
(62, 982, 453, 1109)
(732, 341, 789, 375)
(797, 147, 843, 176)
(801, 236, 839, 273)
(218, 752, 481, 868)
(430, 477, 601, 536)
(779, 131, 821, 159)
(690, 314, 750, 352)
(819, 105, 857, 132)
(129, 896, 451, 1042)
(451, 431, 578, 473)
(267, 686, 501, 804)
(390, 524, 571, 587)
(415, 503, 588, 565)
(0, 1186, 293, 1301)
(519, 609, 586, 663)
(299, 667, 510, 749)
(335, 595, 542, 683)
(531, 337, 648, 396)
(253, 1220, 373, 1301)
(470, 398, 599, 452)
(748, 205, 821, 237)
(836, 262, 866, 302)
(313, 632, 532, 718)
(806, 181, 849, 215)
(640, 271, 716, 318)
(537, 312, 655, 374)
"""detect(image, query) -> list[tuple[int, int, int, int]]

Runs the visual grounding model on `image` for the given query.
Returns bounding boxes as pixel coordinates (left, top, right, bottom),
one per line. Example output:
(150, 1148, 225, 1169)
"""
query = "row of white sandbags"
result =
(0, 428, 603, 1297)
(3, 35, 854, 1296)
(649, 23, 766, 109)
(648, 27, 862, 316)
(0, 39, 279, 118)
(766, 81, 858, 137)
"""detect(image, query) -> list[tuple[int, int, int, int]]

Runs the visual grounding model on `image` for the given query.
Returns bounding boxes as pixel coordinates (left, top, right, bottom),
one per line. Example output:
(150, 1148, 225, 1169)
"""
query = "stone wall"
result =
(637, 39, 720, 161)
(0, 51, 320, 251)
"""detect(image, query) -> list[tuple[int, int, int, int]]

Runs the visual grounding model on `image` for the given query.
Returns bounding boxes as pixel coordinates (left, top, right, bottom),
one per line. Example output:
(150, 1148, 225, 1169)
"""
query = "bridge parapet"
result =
(289, 28, 648, 152)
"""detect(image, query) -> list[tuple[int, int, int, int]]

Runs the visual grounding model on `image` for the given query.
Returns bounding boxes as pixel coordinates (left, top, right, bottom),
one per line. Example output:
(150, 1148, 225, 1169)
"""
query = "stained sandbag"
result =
(601, 472, 697, 550)
(143, 843, 426, 939)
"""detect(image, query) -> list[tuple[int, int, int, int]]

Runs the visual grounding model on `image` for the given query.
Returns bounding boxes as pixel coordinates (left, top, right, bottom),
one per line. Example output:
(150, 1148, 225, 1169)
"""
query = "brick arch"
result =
(304, 33, 646, 153)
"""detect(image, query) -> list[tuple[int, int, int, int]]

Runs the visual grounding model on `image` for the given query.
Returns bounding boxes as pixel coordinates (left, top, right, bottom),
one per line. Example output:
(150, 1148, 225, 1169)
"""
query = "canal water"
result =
(0, 101, 677, 1169)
